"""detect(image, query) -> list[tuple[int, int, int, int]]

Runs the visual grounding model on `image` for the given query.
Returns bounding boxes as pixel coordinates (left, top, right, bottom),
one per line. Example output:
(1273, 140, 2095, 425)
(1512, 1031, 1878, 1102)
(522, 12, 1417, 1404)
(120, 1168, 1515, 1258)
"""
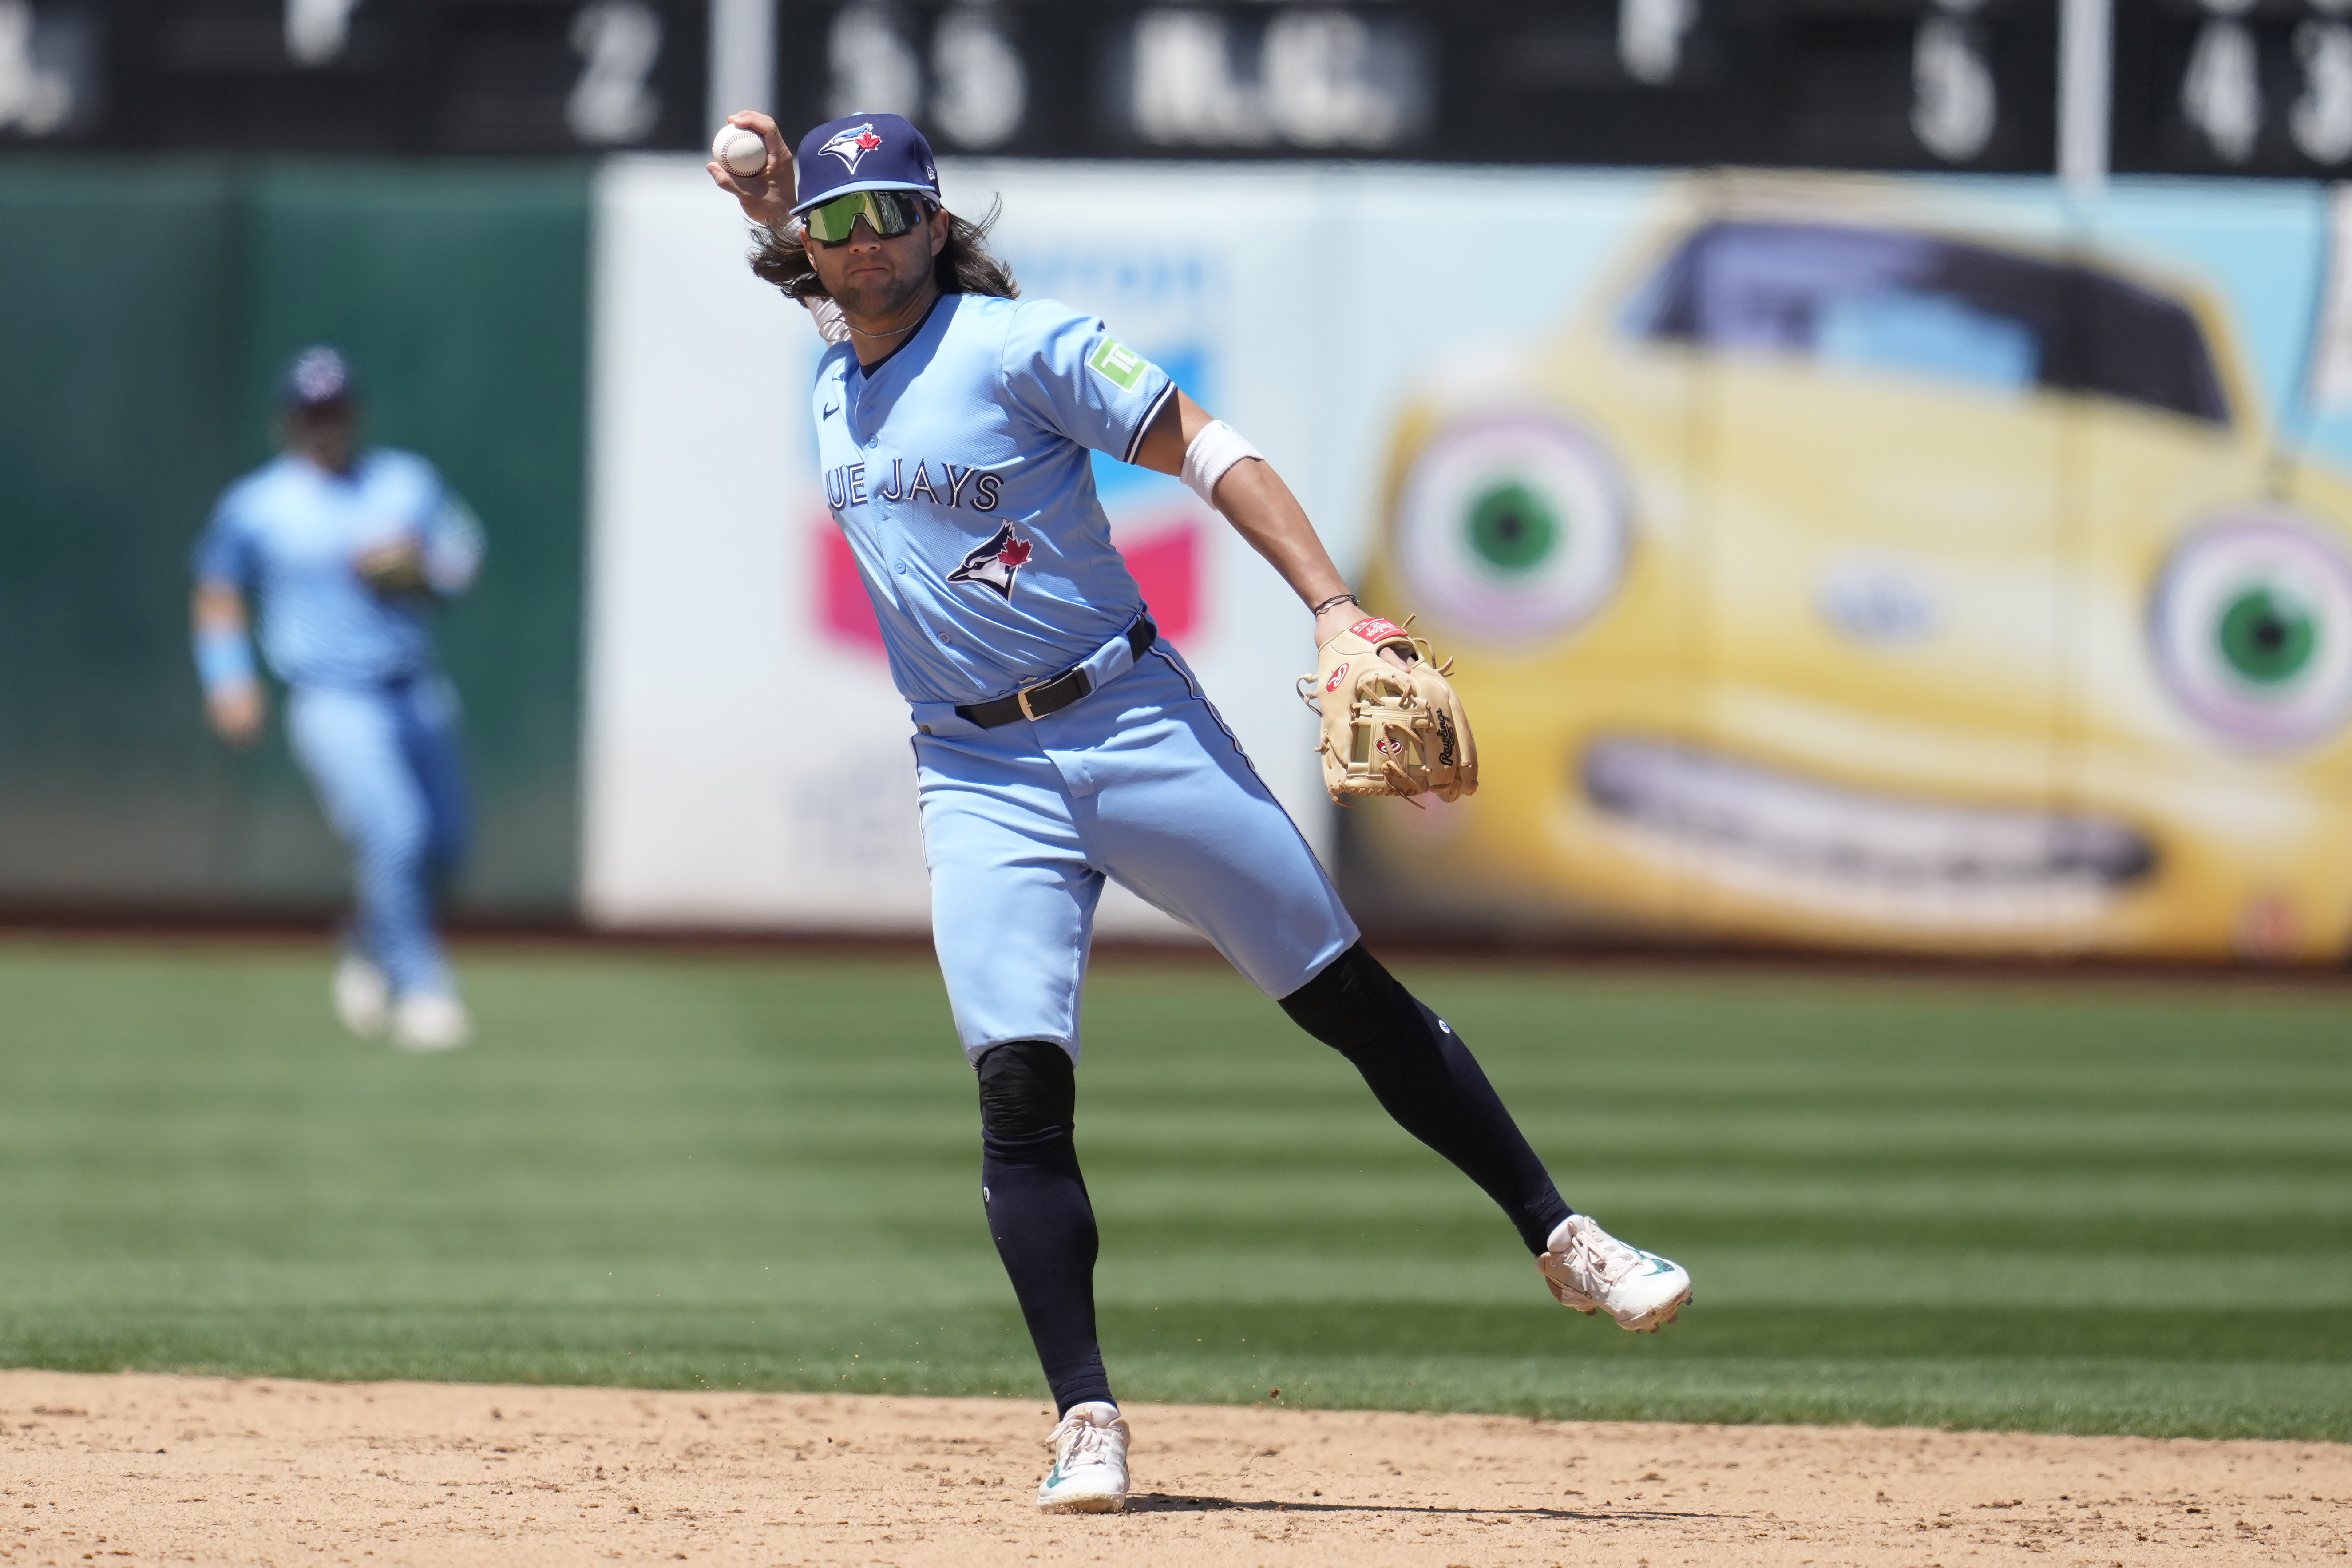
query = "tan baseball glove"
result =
(1298, 615, 1478, 804)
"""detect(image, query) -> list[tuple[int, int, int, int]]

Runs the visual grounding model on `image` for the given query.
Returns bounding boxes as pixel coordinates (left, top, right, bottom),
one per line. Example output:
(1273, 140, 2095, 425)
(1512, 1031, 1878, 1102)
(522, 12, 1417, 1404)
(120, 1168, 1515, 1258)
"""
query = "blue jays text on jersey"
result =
(812, 292, 1177, 707)
(190, 449, 484, 688)
(823, 456, 1003, 514)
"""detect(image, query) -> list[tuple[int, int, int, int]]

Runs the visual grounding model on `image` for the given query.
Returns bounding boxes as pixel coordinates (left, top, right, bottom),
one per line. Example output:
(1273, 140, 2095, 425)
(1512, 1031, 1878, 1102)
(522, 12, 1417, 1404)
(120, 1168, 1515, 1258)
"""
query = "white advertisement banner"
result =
(579, 155, 1665, 933)
(585, 158, 2352, 962)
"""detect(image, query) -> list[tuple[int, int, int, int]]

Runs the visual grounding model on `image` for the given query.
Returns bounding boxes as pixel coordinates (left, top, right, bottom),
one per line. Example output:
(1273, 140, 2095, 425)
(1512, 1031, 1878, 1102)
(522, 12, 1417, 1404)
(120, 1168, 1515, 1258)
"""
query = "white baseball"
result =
(713, 125, 769, 179)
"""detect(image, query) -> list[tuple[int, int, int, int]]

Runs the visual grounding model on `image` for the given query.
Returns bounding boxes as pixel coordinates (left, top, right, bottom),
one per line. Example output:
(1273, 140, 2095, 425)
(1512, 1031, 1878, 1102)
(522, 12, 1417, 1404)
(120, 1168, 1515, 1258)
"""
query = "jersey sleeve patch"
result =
(1002, 301, 1175, 462)
(1089, 337, 1160, 394)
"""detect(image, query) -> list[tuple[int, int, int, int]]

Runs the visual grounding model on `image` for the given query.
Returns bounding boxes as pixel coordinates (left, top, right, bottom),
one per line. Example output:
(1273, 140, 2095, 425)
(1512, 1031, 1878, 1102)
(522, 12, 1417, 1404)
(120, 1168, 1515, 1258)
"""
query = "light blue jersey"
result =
(814, 292, 1176, 705)
(804, 286, 1354, 1050)
(190, 449, 483, 689)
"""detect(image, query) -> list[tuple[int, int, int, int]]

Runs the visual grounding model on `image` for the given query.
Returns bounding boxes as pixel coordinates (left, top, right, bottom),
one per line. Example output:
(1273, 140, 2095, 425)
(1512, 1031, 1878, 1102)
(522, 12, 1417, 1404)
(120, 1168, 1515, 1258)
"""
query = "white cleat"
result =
(1035, 1401, 1129, 1513)
(1538, 1213, 1692, 1334)
(332, 954, 390, 1040)
(390, 991, 472, 1053)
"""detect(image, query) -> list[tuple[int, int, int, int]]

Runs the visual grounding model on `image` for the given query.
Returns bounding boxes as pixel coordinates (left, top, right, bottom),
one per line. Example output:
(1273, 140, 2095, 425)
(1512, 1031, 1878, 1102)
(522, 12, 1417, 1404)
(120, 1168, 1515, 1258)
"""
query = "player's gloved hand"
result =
(354, 536, 428, 595)
(1299, 615, 1478, 804)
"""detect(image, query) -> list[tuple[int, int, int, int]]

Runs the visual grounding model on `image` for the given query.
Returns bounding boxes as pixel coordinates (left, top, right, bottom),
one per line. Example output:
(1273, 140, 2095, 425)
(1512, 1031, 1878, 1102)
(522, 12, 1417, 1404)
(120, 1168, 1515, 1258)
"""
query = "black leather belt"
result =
(957, 616, 1156, 729)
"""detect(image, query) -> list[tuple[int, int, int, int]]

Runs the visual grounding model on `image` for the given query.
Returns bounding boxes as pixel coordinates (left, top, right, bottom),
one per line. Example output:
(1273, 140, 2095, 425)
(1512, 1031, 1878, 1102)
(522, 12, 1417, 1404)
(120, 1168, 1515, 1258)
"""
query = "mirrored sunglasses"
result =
(803, 189, 931, 244)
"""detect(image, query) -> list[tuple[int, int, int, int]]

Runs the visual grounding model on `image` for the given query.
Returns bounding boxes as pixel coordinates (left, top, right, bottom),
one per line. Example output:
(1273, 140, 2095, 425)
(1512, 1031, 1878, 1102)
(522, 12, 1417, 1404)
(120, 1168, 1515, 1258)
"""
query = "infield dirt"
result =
(1, 1369, 2344, 1566)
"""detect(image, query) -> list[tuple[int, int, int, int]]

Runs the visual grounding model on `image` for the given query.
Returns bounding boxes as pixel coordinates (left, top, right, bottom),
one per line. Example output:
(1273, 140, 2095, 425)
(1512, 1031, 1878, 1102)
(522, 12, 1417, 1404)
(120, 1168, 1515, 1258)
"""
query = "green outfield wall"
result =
(0, 158, 589, 917)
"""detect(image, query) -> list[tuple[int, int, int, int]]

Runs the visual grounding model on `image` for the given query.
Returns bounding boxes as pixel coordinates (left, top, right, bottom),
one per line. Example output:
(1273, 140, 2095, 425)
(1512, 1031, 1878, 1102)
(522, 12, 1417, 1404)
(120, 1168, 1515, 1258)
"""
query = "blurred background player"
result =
(189, 346, 485, 1051)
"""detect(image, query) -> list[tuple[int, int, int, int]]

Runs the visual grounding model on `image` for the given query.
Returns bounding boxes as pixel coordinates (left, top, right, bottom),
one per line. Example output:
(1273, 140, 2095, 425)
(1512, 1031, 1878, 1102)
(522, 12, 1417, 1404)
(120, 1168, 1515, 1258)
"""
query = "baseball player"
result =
(190, 346, 484, 1051)
(710, 111, 1691, 1513)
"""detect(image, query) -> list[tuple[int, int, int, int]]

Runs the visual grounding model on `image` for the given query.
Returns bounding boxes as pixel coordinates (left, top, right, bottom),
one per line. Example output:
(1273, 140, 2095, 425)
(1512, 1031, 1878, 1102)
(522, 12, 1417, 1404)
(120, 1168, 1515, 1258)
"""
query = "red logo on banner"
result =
(816, 515, 1200, 657)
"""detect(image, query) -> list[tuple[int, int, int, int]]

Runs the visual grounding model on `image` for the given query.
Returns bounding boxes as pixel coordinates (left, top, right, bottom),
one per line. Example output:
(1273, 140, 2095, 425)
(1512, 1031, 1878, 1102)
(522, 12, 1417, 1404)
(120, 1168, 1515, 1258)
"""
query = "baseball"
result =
(712, 125, 768, 179)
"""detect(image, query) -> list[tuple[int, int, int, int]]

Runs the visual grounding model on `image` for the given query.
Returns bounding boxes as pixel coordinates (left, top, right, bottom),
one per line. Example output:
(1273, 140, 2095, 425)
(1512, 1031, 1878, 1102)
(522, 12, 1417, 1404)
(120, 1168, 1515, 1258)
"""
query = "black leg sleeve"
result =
(1280, 943, 1572, 1253)
(975, 1040, 1115, 1415)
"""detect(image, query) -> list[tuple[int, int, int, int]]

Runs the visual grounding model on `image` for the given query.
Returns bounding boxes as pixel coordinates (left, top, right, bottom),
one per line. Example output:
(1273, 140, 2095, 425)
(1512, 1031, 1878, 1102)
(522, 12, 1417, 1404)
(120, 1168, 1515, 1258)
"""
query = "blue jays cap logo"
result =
(792, 112, 941, 214)
(820, 122, 886, 174)
(948, 524, 1033, 600)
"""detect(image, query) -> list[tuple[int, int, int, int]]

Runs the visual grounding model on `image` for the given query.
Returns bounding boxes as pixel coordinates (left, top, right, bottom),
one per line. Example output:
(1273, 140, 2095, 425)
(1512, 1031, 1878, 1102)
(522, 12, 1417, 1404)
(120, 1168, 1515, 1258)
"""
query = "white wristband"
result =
(1179, 419, 1263, 509)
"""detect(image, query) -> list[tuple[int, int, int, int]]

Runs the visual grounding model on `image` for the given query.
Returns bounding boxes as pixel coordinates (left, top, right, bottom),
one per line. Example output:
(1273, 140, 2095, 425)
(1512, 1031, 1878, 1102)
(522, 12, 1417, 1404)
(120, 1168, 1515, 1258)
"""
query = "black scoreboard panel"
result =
(2113, 0, 2352, 176)
(0, 0, 2063, 168)
(31, 0, 2349, 181)
(2, 0, 2061, 167)
(5, 0, 708, 154)
(773, 0, 2058, 170)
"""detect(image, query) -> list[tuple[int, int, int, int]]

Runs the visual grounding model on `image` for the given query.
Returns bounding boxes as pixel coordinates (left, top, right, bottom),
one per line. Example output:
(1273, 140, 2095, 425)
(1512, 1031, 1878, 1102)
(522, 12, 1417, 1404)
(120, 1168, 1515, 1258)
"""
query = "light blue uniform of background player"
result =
(713, 109, 1692, 1515)
(190, 347, 484, 1051)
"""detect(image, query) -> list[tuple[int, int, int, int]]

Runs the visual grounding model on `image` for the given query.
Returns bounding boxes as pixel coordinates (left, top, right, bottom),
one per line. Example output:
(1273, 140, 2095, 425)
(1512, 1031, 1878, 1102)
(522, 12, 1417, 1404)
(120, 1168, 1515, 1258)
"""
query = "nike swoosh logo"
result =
(823, 402, 841, 416)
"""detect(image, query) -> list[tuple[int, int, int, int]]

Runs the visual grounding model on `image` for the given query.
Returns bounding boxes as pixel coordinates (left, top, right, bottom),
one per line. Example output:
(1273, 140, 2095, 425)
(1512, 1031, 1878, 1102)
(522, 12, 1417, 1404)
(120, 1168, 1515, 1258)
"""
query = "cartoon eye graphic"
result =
(1392, 414, 1630, 644)
(2152, 513, 2352, 748)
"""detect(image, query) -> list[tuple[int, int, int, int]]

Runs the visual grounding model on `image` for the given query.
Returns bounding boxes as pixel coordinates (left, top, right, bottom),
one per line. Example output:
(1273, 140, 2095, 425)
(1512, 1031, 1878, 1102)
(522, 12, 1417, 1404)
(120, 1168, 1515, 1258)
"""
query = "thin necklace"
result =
(848, 295, 935, 340)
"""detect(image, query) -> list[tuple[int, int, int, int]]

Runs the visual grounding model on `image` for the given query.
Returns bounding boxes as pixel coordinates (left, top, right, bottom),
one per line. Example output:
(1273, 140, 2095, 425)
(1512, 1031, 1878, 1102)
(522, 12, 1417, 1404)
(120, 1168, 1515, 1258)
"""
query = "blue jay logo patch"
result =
(947, 524, 1033, 599)
(821, 123, 885, 173)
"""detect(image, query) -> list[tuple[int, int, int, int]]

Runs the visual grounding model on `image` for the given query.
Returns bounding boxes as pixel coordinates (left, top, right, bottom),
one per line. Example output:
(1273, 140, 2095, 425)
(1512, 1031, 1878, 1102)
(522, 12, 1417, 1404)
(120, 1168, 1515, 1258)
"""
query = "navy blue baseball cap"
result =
(791, 113, 940, 215)
(279, 344, 357, 409)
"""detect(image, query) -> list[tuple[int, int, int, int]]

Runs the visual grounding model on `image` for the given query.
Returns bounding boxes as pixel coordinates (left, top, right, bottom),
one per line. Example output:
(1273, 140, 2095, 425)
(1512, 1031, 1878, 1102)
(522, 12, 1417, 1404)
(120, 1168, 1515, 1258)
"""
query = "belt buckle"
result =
(1015, 668, 1091, 722)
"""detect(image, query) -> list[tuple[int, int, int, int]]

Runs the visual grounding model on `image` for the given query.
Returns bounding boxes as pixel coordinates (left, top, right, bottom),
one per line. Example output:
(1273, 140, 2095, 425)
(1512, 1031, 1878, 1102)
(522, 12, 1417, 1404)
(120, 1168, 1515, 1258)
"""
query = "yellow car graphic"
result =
(1356, 182, 2352, 961)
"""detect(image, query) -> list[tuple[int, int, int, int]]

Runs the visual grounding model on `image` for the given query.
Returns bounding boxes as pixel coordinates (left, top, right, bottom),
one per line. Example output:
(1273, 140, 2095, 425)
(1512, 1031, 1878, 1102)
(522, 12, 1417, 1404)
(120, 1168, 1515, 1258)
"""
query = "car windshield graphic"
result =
(1627, 222, 2230, 426)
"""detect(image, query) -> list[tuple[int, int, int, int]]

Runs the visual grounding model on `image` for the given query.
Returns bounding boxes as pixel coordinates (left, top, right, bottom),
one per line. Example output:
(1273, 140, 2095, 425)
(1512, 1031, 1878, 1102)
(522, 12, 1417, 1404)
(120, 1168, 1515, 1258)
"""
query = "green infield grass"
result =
(0, 937, 2345, 1440)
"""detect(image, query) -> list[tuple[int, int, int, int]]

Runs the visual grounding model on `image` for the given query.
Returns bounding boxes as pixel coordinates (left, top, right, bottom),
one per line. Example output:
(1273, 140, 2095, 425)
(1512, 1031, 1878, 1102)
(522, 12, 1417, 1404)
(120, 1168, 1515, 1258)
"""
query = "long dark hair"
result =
(748, 197, 1019, 301)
